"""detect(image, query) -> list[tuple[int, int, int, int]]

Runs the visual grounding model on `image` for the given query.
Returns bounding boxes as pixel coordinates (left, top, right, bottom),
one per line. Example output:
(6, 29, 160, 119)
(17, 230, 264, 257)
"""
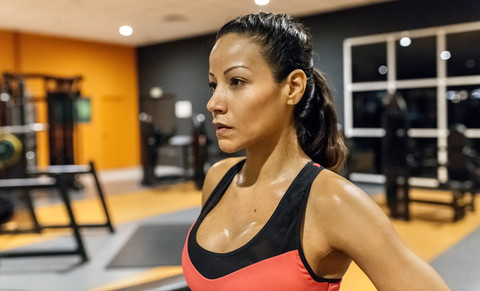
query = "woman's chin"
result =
(218, 142, 242, 154)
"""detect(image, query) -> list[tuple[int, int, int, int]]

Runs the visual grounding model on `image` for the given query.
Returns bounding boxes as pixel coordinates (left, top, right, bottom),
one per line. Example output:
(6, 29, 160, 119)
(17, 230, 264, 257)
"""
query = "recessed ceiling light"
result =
(119, 25, 133, 36)
(255, 0, 269, 6)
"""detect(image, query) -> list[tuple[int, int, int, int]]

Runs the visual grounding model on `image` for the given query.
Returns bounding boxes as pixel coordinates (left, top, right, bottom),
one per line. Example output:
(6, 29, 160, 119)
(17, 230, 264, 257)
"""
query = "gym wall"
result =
(301, 0, 480, 123)
(137, 0, 480, 159)
(0, 31, 15, 70)
(0, 31, 140, 170)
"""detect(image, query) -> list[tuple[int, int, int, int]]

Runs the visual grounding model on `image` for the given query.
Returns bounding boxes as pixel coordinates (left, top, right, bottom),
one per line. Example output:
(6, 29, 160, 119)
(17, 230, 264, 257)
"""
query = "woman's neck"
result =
(237, 127, 310, 188)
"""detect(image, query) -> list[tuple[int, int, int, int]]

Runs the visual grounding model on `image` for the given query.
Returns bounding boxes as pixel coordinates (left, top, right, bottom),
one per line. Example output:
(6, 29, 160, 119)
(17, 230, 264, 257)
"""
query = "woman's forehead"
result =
(209, 34, 265, 69)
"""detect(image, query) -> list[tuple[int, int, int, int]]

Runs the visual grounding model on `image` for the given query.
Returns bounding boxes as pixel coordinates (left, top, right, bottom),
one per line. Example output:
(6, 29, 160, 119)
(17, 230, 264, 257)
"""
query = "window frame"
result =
(343, 21, 480, 186)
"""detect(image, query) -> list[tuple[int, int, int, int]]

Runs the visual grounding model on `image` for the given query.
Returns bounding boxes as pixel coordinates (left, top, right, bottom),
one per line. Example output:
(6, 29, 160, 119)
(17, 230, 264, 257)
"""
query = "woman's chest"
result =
(196, 188, 284, 253)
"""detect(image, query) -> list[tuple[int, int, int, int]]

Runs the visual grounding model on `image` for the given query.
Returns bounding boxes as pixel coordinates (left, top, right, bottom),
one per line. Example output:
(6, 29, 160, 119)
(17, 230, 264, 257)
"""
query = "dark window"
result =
(447, 86, 480, 128)
(352, 90, 388, 128)
(352, 43, 387, 82)
(471, 139, 480, 158)
(447, 31, 480, 77)
(396, 36, 437, 80)
(397, 88, 437, 128)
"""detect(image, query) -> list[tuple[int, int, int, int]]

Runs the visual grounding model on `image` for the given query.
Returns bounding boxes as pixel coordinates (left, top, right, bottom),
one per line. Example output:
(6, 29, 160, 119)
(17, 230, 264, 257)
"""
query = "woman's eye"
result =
(230, 78, 244, 87)
(209, 82, 217, 91)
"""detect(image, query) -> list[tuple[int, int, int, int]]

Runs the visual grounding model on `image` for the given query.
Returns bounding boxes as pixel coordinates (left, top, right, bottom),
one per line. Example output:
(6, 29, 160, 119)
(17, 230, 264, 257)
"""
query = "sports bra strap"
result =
(201, 159, 246, 214)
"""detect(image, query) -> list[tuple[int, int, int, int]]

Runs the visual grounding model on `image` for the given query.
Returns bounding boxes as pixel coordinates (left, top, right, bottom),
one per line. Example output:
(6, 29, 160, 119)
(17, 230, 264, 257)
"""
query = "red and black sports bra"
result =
(182, 160, 342, 291)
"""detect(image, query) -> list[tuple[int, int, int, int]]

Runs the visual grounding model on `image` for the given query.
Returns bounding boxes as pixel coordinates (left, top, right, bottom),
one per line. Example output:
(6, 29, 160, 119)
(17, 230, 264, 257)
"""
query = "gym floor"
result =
(0, 167, 479, 291)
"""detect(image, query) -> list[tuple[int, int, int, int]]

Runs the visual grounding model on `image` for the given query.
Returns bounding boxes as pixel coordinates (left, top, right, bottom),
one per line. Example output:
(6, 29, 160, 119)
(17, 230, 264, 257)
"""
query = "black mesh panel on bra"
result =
(188, 160, 323, 279)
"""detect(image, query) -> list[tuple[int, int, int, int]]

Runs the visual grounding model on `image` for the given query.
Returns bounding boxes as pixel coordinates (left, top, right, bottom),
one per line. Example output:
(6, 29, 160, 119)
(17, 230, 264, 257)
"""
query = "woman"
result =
(182, 12, 449, 291)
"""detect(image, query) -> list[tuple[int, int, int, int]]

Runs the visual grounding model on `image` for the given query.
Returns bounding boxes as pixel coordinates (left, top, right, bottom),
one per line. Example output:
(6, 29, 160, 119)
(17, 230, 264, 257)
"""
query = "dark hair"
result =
(216, 12, 348, 172)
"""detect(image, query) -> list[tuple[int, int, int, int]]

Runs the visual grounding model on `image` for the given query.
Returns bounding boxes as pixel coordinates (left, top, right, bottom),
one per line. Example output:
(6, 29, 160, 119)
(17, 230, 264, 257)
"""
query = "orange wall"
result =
(0, 30, 140, 170)
(0, 31, 16, 71)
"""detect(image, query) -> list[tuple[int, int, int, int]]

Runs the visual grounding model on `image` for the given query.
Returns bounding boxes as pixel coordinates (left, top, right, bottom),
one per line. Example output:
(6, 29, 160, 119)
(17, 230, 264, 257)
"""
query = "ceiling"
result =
(0, 0, 390, 47)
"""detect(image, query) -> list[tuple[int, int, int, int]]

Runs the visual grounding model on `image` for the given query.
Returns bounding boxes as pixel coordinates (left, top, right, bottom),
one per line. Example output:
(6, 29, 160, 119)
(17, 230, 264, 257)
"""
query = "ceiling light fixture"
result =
(255, 0, 269, 6)
(119, 25, 133, 36)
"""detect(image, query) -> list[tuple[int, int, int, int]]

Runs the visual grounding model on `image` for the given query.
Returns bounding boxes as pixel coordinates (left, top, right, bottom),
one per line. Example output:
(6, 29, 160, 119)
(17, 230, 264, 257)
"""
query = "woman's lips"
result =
(213, 122, 232, 135)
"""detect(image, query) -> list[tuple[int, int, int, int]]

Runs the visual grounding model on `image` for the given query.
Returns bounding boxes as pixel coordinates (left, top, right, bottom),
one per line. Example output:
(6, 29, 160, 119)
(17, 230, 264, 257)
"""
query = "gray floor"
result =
(431, 226, 480, 289)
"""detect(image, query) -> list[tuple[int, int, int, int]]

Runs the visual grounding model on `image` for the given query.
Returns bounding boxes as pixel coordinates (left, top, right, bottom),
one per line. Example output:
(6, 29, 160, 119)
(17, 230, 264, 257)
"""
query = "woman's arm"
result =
(310, 172, 450, 291)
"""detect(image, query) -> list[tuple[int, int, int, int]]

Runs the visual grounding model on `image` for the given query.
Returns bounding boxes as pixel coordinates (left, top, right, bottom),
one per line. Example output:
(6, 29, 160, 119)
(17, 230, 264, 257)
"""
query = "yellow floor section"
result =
(1, 183, 479, 291)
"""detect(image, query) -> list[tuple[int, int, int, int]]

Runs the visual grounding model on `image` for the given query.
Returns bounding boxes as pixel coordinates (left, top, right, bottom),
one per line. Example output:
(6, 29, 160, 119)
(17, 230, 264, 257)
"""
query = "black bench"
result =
(400, 179, 476, 221)
(0, 176, 88, 261)
(0, 162, 115, 262)
(27, 161, 114, 233)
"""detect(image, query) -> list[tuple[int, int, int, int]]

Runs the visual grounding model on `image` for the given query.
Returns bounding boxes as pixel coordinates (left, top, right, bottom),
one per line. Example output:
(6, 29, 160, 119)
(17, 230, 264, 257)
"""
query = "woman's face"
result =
(207, 33, 293, 153)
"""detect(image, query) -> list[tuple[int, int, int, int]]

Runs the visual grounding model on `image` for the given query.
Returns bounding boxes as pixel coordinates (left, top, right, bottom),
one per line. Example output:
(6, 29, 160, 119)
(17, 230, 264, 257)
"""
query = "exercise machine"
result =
(0, 72, 114, 262)
(139, 94, 209, 189)
(381, 92, 410, 219)
(381, 92, 478, 221)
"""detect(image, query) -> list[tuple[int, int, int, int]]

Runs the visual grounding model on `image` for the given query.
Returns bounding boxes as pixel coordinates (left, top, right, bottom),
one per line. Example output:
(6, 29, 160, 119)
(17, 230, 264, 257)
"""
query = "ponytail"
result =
(294, 69, 348, 172)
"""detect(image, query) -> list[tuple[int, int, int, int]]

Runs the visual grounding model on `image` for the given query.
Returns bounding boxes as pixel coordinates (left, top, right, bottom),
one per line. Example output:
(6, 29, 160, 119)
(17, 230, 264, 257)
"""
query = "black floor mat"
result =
(108, 223, 191, 268)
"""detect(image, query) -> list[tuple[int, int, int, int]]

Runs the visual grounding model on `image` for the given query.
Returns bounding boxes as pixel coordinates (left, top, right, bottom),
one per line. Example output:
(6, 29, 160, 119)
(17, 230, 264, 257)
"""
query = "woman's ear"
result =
(285, 69, 307, 105)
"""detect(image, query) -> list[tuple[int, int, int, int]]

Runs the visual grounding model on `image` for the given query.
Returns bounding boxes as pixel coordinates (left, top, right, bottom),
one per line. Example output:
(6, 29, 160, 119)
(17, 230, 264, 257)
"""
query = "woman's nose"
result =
(206, 88, 226, 114)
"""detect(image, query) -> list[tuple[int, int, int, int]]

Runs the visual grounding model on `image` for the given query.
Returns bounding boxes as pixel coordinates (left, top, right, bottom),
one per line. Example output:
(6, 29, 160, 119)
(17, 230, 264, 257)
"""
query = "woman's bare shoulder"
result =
(201, 157, 245, 205)
(311, 169, 370, 208)
(309, 169, 392, 242)
(309, 171, 450, 290)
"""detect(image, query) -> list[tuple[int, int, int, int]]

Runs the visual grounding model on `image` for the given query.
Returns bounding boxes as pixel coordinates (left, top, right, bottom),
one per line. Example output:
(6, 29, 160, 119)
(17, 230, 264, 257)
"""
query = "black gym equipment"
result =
(191, 113, 208, 190)
(381, 91, 478, 221)
(0, 196, 14, 225)
(381, 92, 411, 219)
(1, 73, 84, 179)
(0, 175, 88, 262)
(0, 73, 114, 262)
(139, 112, 171, 186)
(139, 112, 209, 189)
(139, 94, 209, 189)
(404, 124, 478, 221)
(444, 124, 478, 215)
(0, 133, 23, 170)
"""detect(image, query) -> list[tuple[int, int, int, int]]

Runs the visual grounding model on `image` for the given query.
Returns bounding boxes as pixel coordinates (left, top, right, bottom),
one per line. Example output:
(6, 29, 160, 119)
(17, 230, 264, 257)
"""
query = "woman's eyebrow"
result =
(223, 65, 251, 75)
(209, 65, 252, 78)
